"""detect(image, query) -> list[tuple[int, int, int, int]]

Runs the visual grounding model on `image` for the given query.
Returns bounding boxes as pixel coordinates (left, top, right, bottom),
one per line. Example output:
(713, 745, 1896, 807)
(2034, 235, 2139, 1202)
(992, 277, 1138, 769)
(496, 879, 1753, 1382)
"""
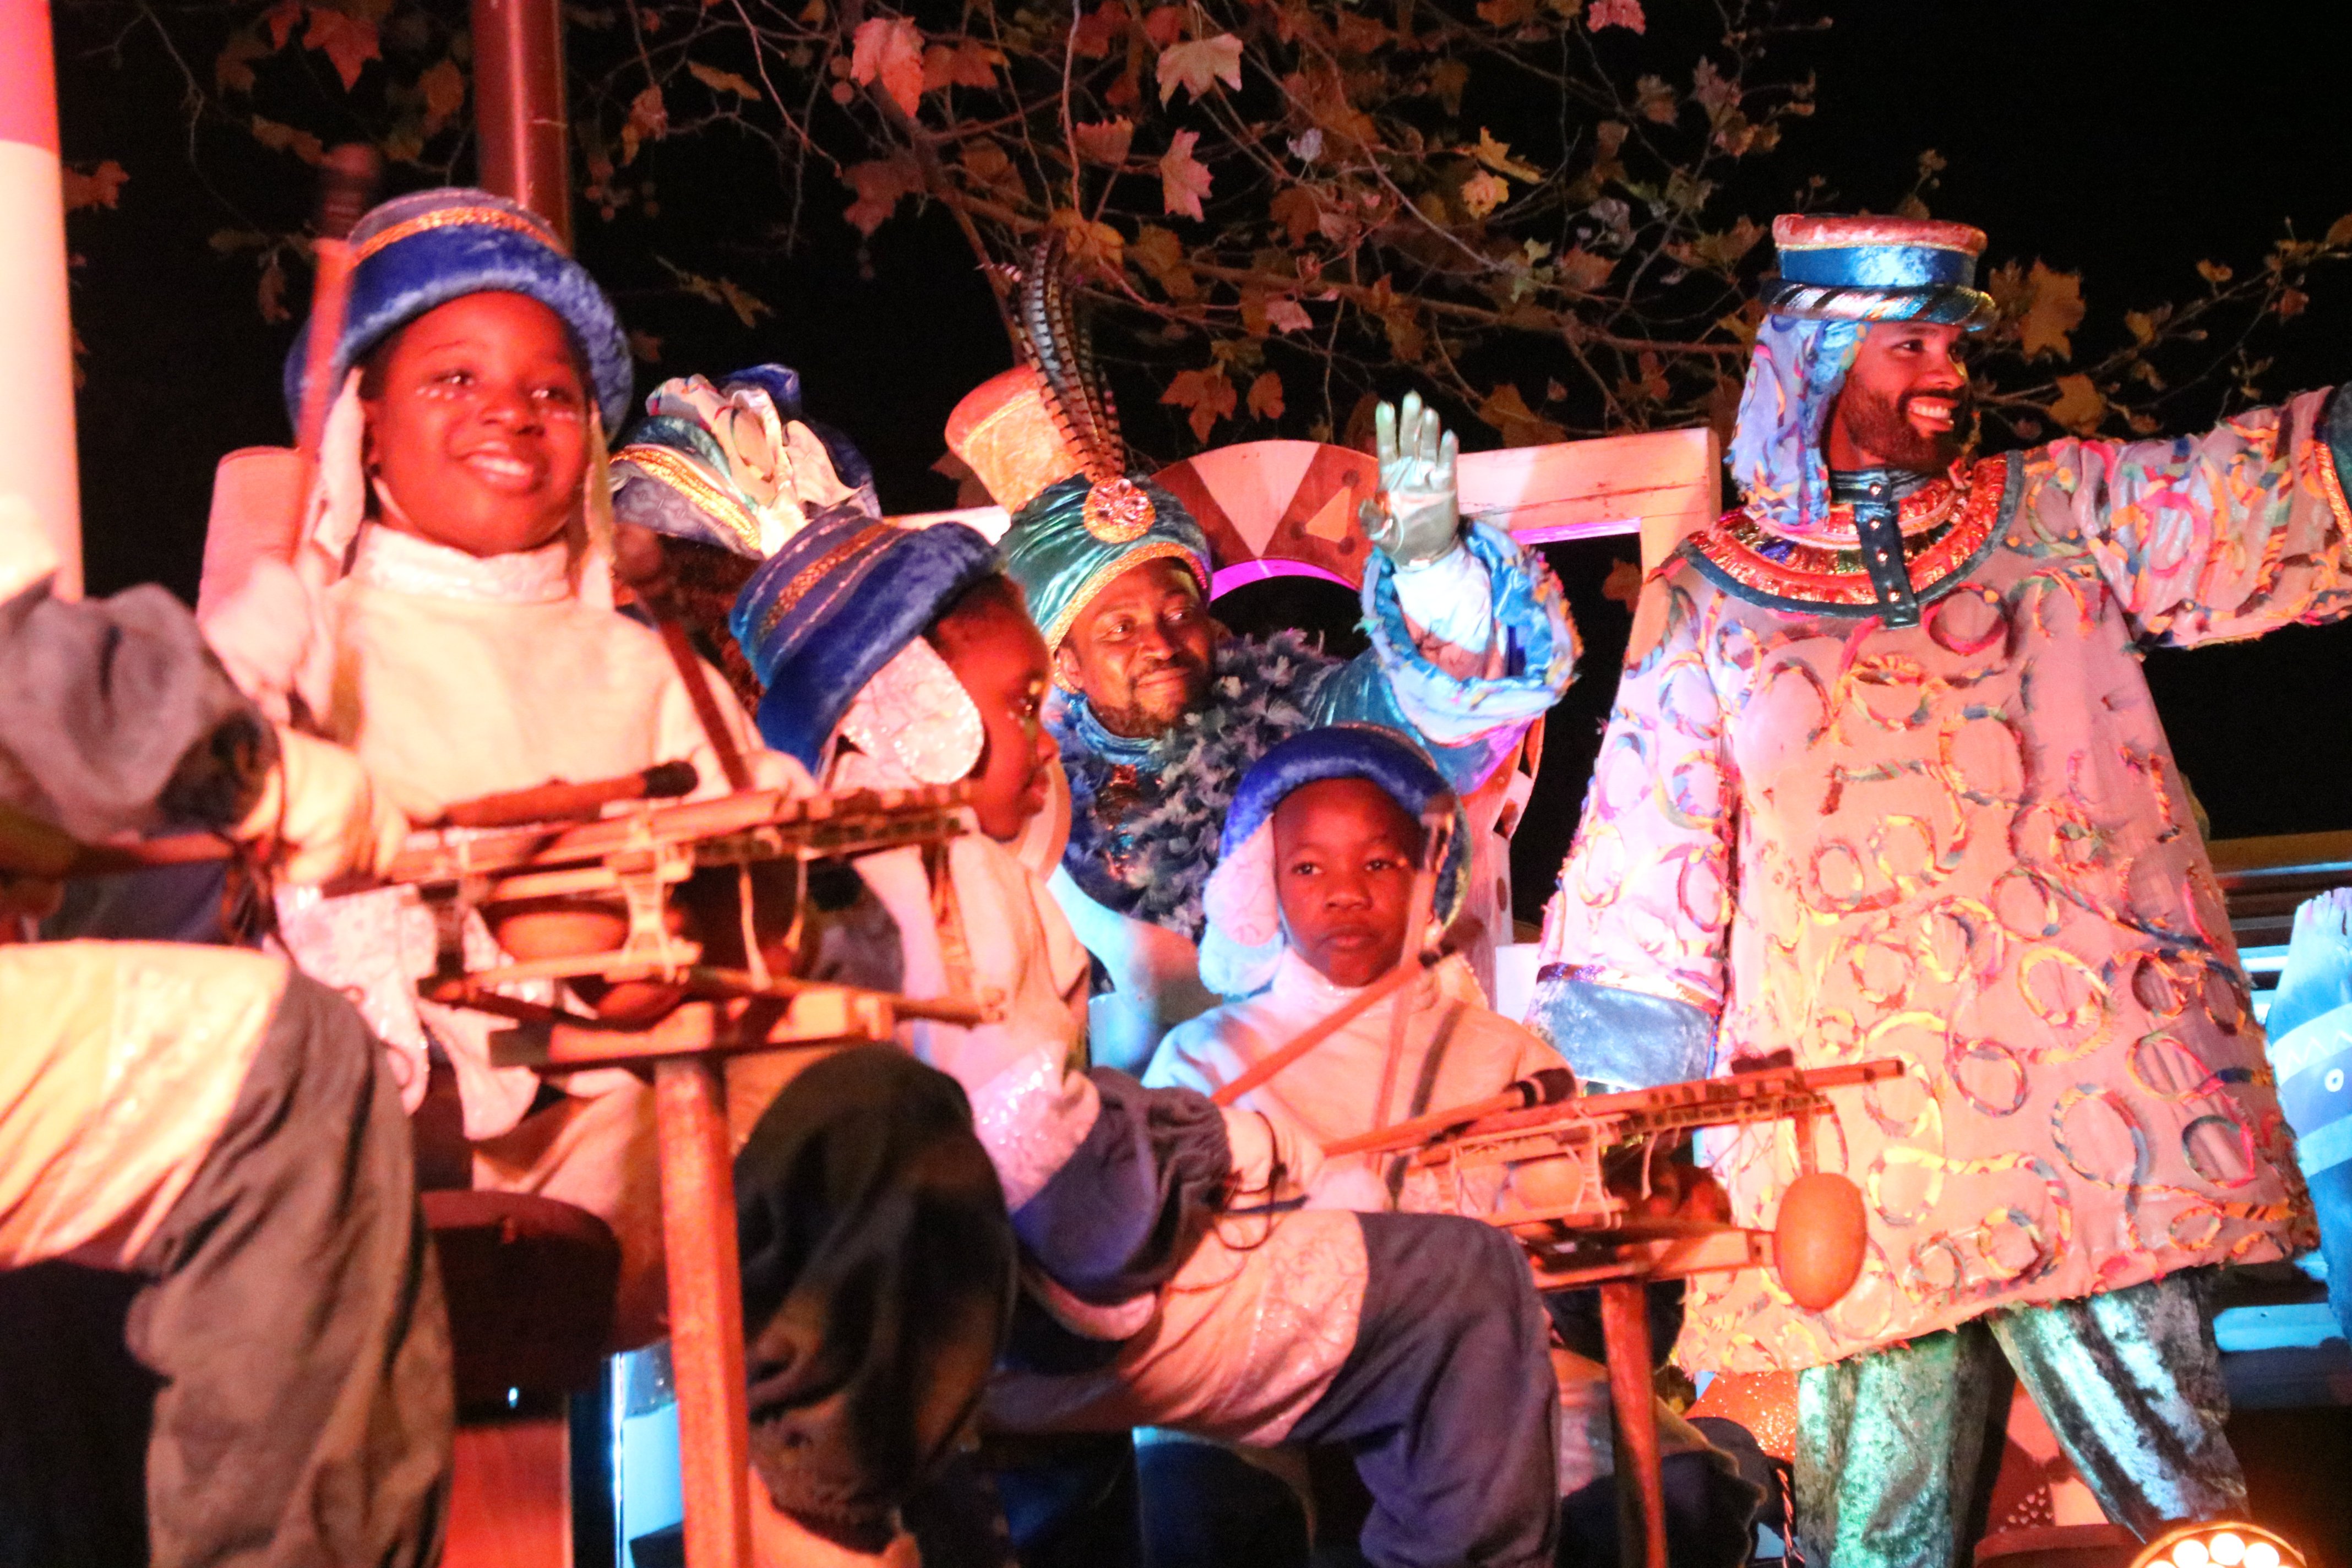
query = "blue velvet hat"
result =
(282, 188, 634, 432)
(1758, 214, 1996, 328)
(1199, 725, 1472, 995)
(611, 364, 880, 558)
(731, 511, 1001, 770)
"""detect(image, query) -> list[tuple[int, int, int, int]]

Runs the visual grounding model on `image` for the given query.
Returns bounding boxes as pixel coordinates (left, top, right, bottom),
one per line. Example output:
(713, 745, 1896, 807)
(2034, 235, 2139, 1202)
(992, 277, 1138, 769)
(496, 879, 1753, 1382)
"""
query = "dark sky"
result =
(53, 0, 2352, 916)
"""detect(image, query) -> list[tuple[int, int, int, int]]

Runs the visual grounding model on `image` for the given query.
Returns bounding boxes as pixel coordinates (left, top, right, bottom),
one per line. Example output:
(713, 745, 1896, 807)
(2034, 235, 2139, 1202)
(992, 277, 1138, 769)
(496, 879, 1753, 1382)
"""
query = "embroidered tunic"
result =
(1536, 391, 2350, 1374)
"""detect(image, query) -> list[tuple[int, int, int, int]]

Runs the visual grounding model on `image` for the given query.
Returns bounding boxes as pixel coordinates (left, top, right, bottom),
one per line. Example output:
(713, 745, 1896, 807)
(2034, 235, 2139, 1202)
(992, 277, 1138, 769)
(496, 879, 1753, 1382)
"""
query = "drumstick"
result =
(1321, 1068, 1578, 1158)
(434, 761, 700, 828)
(1370, 800, 1453, 1133)
(1207, 906, 1489, 1111)
(1208, 955, 1433, 1107)
(9, 763, 706, 880)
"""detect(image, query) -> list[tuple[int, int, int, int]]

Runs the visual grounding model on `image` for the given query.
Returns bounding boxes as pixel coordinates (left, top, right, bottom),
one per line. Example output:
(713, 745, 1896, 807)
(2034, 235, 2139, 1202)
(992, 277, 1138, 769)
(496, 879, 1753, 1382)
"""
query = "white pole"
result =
(0, 0, 83, 598)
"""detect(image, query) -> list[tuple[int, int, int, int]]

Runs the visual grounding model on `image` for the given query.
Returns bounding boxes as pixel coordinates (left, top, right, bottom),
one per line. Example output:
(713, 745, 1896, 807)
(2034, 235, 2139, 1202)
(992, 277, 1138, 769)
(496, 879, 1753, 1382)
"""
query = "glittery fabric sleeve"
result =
(2045, 385, 2352, 648)
(1321, 520, 1580, 788)
(1531, 572, 1735, 1080)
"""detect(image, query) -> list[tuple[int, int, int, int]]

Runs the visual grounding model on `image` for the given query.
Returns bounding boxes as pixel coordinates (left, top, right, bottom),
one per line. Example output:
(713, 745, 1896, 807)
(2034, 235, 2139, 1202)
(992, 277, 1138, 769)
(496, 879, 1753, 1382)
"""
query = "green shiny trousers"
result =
(1795, 1272, 2246, 1568)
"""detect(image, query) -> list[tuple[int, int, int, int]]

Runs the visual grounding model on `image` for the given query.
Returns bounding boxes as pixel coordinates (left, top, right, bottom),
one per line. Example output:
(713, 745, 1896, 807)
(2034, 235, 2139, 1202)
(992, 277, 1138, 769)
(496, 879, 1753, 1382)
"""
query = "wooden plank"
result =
(655, 1058, 754, 1568)
(1599, 1280, 1668, 1568)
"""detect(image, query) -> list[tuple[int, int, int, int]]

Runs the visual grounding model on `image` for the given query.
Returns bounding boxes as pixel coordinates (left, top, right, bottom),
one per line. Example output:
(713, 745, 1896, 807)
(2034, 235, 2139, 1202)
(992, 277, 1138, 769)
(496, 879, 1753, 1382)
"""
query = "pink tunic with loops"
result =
(1539, 391, 2348, 1374)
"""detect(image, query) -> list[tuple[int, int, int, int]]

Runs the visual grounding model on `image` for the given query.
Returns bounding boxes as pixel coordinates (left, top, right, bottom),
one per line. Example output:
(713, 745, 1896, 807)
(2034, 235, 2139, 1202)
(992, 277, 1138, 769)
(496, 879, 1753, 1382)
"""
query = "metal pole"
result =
(471, 0, 572, 244)
(0, 0, 84, 596)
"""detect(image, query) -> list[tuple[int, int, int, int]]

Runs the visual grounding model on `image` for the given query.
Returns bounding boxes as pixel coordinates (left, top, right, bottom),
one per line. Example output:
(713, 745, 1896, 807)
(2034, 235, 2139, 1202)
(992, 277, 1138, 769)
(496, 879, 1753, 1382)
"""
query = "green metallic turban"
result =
(995, 472, 1213, 652)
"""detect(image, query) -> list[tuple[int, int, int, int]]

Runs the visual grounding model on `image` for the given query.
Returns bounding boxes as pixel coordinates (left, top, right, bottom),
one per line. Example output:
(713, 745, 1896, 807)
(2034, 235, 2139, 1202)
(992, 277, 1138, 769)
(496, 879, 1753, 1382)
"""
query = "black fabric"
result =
(1555, 1450, 1761, 1568)
(1135, 1440, 1308, 1568)
(1287, 1212, 1560, 1568)
(0, 1265, 157, 1568)
(0, 578, 274, 839)
(125, 971, 453, 1568)
(1010, 1070, 1232, 1306)
(734, 1046, 1017, 1542)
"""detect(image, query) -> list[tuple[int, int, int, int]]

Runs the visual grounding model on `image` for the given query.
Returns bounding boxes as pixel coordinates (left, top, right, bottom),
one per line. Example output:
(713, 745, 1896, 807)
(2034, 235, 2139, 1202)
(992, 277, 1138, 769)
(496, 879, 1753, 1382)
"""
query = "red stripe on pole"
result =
(0, 0, 61, 152)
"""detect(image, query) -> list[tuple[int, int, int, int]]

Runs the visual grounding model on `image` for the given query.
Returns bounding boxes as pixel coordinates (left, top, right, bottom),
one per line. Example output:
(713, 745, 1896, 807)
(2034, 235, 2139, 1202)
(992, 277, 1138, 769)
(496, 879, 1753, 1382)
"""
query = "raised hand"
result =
(1359, 390, 1461, 567)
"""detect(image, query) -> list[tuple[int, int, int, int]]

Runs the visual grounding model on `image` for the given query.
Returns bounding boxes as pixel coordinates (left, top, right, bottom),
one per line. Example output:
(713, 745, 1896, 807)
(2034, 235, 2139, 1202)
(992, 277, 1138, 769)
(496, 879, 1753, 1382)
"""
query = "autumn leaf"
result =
(1049, 210, 1127, 273)
(2328, 214, 2352, 249)
(250, 114, 326, 165)
(1156, 33, 1243, 104)
(620, 85, 667, 165)
(1558, 247, 1614, 293)
(1074, 118, 1135, 166)
(2195, 259, 2233, 286)
(1600, 557, 1642, 609)
(303, 6, 380, 91)
(922, 39, 1003, 91)
(2019, 260, 2086, 360)
(1430, 59, 1469, 115)
(961, 139, 1020, 195)
(1690, 57, 1737, 116)
(1586, 0, 1644, 30)
(1460, 170, 1509, 220)
(249, 256, 290, 324)
(1264, 296, 1313, 334)
(1141, 7, 1185, 47)
(1071, 3, 1125, 59)
(690, 60, 761, 99)
(1162, 366, 1237, 442)
(1333, 12, 1389, 53)
(1159, 129, 1212, 221)
(851, 17, 925, 117)
(1131, 225, 1199, 298)
(262, 0, 303, 51)
(2278, 287, 2310, 319)
(215, 32, 270, 93)
(840, 156, 922, 235)
(1247, 371, 1285, 421)
(2048, 373, 2107, 435)
(1477, 383, 1566, 447)
(628, 329, 664, 363)
(419, 58, 466, 135)
(1475, 0, 1534, 26)
(718, 278, 773, 328)
(1472, 128, 1541, 182)
(62, 161, 129, 213)
(2124, 308, 2158, 345)
(1270, 186, 1321, 246)
(1634, 74, 1676, 124)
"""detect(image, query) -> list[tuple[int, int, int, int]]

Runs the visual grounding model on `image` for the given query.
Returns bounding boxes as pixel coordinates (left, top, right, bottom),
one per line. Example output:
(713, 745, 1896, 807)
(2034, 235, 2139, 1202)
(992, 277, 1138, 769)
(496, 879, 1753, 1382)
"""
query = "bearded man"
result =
(1532, 212, 2345, 1567)
(947, 325, 1577, 1066)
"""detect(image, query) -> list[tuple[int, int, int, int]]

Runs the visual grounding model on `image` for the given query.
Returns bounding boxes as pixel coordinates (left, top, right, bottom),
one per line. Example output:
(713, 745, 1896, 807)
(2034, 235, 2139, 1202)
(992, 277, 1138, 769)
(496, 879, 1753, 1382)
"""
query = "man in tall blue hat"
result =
(949, 253, 1578, 1066)
(1532, 212, 2351, 1566)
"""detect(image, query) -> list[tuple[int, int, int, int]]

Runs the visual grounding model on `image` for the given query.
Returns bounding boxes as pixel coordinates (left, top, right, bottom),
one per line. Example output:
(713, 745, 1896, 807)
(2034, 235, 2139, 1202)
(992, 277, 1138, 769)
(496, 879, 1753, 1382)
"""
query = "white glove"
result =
(1358, 390, 1462, 567)
(1221, 1105, 1326, 1204)
(236, 726, 410, 886)
(200, 557, 319, 723)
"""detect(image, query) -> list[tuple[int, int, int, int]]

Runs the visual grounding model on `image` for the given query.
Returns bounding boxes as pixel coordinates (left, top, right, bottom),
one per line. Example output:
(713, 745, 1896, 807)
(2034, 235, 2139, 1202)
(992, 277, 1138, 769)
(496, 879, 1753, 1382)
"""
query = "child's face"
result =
(363, 291, 591, 558)
(931, 580, 1058, 842)
(1272, 777, 1423, 988)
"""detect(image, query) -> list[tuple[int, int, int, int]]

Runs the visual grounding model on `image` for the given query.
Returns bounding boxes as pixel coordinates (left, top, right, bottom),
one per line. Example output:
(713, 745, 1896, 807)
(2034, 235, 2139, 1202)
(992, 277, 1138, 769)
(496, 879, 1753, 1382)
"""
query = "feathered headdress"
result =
(1004, 232, 1158, 543)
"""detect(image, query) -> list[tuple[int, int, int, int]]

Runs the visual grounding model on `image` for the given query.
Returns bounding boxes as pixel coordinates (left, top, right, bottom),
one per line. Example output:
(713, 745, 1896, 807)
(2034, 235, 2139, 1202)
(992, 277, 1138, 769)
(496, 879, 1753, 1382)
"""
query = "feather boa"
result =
(1052, 630, 1330, 939)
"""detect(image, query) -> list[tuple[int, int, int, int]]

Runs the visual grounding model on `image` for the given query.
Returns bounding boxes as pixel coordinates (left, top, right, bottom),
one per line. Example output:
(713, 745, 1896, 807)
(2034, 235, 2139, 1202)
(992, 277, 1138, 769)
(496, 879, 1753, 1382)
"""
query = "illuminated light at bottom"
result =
(2128, 1522, 2303, 1568)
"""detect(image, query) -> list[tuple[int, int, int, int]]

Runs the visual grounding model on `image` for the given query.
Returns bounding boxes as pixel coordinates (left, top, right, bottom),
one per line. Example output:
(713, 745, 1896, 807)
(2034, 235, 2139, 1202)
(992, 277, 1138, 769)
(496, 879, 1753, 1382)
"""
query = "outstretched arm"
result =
(2052, 385, 2352, 646)
(1527, 572, 1732, 1091)
(1313, 393, 1580, 792)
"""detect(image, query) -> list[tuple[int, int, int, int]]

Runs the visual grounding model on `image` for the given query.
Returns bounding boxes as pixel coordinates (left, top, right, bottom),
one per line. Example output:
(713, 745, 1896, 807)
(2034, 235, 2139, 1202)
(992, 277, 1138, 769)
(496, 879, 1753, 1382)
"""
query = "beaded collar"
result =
(349, 524, 575, 606)
(1683, 453, 2016, 617)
